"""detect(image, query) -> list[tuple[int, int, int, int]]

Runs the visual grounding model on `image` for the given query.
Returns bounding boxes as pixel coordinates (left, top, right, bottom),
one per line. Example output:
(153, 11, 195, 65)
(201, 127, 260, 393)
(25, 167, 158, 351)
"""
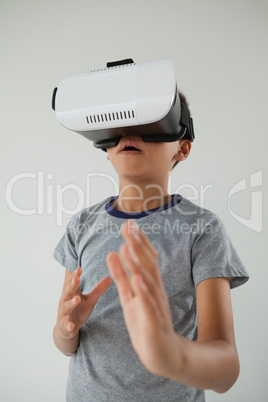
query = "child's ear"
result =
(174, 140, 191, 162)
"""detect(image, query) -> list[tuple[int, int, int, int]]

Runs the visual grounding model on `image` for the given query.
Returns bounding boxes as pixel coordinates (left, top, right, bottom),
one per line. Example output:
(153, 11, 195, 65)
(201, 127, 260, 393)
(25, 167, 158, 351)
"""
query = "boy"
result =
(53, 92, 249, 401)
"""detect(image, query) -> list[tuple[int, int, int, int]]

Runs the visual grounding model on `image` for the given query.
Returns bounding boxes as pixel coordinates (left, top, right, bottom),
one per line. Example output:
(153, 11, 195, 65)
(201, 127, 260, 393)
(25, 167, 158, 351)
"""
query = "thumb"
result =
(85, 276, 112, 307)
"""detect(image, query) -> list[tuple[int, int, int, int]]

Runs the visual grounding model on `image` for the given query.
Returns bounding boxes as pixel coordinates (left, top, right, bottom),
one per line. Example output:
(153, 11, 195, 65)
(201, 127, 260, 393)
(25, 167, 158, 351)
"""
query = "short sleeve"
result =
(53, 219, 79, 272)
(191, 213, 249, 289)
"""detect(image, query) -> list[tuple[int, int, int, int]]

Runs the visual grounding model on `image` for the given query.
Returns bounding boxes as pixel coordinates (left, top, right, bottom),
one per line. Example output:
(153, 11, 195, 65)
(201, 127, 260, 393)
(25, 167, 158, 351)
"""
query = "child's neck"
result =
(113, 181, 172, 213)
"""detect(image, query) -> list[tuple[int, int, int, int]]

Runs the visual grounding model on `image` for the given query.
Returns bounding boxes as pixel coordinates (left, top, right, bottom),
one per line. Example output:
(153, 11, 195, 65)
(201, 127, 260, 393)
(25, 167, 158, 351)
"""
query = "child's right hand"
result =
(55, 267, 112, 340)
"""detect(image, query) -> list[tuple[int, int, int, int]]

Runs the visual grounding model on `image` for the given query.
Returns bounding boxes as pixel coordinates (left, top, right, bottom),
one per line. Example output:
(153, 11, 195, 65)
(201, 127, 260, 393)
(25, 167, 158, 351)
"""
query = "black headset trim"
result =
(93, 101, 194, 151)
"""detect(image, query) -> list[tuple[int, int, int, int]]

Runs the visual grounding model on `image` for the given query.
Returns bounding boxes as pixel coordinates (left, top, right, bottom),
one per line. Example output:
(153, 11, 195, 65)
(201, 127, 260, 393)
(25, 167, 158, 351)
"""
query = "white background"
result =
(1, 0, 267, 401)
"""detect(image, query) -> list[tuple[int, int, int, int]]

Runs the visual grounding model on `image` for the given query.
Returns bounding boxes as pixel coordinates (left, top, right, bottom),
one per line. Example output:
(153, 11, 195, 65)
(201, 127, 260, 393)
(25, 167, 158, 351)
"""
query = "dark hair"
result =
(172, 91, 191, 170)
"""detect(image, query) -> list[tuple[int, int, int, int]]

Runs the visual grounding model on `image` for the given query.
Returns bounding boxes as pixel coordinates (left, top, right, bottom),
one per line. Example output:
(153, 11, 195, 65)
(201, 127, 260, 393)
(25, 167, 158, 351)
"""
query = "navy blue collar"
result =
(105, 194, 182, 219)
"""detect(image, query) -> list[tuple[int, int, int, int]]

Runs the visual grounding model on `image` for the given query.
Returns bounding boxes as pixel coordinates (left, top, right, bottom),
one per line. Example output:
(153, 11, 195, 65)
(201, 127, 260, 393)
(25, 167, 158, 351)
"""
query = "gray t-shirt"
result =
(53, 195, 249, 402)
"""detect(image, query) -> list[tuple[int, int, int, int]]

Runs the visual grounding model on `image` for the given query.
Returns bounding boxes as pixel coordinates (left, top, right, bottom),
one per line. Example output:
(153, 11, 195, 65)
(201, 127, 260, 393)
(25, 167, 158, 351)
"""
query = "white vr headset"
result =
(52, 58, 194, 150)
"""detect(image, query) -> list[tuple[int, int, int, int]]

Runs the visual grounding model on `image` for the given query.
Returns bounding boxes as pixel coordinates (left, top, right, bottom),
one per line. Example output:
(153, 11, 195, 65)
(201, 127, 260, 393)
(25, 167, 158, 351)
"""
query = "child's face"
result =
(106, 136, 190, 184)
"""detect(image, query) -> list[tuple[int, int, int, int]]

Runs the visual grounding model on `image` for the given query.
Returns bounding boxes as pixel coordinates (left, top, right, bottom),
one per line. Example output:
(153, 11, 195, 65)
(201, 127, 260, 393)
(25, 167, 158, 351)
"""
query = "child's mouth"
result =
(122, 146, 141, 152)
(120, 140, 142, 153)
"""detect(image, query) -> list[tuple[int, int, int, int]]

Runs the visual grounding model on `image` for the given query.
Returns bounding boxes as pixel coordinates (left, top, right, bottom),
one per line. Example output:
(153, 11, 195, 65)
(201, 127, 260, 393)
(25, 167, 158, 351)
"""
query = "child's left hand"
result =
(106, 219, 180, 378)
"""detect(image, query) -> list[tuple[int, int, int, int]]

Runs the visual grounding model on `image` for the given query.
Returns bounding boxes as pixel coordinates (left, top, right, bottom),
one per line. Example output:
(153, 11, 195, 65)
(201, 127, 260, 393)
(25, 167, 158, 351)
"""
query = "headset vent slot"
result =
(86, 110, 136, 125)
(89, 63, 136, 74)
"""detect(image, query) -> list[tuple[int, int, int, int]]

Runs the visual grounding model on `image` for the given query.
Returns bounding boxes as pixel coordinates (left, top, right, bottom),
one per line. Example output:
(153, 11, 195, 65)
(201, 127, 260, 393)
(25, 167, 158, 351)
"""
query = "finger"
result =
(123, 220, 158, 265)
(134, 273, 173, 330)
(122, 221, 162, 285)
(62, 269, 82, 301)
(60, 314, 76, 334)
(120, 244, 164, 306)
(122, 220, 157, 257)
(131, 273, 163, 323)
(85, 276, 113, 307)
(119, 243, 144, 277)
(66, 321, 75, 332)
(59, 294, 81, 317)
(120, 244, 159, 292)
(107, 251, 134, 303)
(138, 228, 158, 257)
(120, 244, 171, 319)
(62, 267, 82, 291)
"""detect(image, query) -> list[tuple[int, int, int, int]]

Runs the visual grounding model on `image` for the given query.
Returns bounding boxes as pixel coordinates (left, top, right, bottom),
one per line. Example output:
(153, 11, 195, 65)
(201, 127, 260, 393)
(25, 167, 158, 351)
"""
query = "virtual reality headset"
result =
(52, 58, 195, 150)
